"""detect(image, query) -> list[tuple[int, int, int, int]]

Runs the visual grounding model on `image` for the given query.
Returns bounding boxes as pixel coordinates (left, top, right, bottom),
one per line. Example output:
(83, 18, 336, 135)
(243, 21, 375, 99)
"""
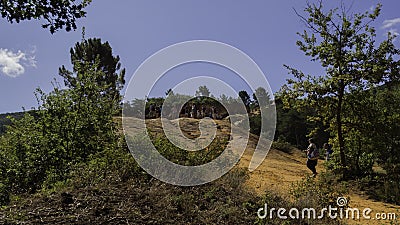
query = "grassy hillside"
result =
(0, 117, 398, 224)
(0, 117, 347, 225)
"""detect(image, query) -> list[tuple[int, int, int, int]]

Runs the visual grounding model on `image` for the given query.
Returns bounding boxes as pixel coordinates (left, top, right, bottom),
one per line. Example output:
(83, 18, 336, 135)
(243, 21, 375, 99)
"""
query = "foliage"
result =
(372, 179, 400, 205)
(253, 87, 271, 108)
(239, 90, 251, 112)
(123, 92, 234, 119)
(59, 37, 126, 110)
(288, 173, 347, 224)
(0, 112, 50, 194)
(68, 142, 147, 189)
(281, 2, 400, 178)
(0, 128, 268, 224)
(271, 139, 294, 153)
(255, 173, 344, 225)
(342, 82, 400, 202)
(195, 85, 211, 97)
(0, 39, 123, 205)
(249, 114, 261, 136)
(274, 97, 309, 148)
(0, 166, 264, 224)
(0, 111, 25, 135)
(351, 173, 400, 205)
(122, 98, 146, 118)
(0, 135, 343, 224)
(0, 0, 92, 33)
(142, 132, 229, 167)
(0, 182, 9, 205)
(369, 83, 400, 177)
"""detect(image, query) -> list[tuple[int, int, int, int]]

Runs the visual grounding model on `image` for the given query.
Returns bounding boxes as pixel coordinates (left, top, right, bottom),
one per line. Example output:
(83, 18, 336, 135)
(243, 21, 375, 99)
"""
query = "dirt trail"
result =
(124, 117, 400, 224)
(237, 135, 400, 225)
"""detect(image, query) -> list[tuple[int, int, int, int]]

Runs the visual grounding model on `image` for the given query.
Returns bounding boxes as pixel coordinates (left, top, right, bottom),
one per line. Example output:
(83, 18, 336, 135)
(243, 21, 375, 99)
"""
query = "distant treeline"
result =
(123, 87, 273, 120)
(0, 112, 27, 135)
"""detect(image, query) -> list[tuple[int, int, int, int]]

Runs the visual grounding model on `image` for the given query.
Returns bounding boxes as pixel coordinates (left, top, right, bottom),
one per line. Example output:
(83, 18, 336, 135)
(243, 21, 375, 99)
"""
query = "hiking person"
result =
(304, 138, 319, 177)
(211, 106, 216, 119)
(184, 106, 189, 117)
(201, 105, 206, 118)
(149, 104, 155, 118)
(156, 105, 162, 118)
(323, 143, 333, 161)
(191, 104, 196, 118)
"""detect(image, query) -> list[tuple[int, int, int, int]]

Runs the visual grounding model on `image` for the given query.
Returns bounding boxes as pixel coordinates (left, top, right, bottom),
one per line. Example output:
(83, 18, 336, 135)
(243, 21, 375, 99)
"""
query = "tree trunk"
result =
(355, 140, 361, 175)
(337, 79, 347, 179)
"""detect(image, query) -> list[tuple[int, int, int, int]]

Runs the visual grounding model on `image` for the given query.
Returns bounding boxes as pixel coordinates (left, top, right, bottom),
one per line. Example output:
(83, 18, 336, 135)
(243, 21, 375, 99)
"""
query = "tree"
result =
(274, 97, 308, 148)
(253, 87, 271, 107)
(238, 90, 251, 112)
(59, 38, 125, 110)
(281, 2, 399, 178)
(195, 85, 210, 97)
(0, 0, 92, 33)
(42, 59, 121, 158)
(0, 39, 124, 199)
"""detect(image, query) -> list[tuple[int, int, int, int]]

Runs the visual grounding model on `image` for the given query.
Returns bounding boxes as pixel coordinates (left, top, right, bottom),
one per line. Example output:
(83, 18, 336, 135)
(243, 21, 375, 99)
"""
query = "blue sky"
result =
(0, 0, 399, 114)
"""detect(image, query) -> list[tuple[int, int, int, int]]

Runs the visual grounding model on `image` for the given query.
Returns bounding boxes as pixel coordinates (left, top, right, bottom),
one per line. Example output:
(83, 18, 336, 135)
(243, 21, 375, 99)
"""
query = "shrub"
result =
(0, 182, 10, 206)
(67, 145, 147, 189)
(272, 140, 294, 153)
(288, 173, 347, 224)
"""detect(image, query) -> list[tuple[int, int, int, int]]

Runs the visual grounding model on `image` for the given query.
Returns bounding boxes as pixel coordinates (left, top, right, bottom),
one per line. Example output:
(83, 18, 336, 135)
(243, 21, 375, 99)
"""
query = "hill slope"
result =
(1, 117, 398, 224)
(144, 117, 400, 224)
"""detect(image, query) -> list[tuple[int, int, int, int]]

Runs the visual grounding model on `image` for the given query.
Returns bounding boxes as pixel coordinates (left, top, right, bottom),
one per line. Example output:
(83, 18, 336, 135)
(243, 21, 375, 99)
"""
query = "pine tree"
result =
(59, 38, 125, 111)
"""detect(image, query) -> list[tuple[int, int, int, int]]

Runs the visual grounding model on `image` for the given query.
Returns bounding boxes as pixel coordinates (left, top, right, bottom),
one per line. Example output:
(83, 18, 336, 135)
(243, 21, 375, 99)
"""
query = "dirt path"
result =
(123, 117, 399, 224)
(239, 143, 400, 225)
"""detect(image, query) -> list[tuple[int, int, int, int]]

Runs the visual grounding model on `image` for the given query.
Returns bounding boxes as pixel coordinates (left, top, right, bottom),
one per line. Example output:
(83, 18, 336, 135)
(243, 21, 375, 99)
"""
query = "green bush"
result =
(68, 145, 147, 189)
(249, 114, 261, 135)
(358, 175, 400, 205)
(0, 165, 285, 224)
(0, 60, 122, 201)
(272, 140, 294, 153)
(138, 133, 229, 167)
(288, 173, 347, 224)
(0, 182, 10, 206)
(380, 179, 400, 204)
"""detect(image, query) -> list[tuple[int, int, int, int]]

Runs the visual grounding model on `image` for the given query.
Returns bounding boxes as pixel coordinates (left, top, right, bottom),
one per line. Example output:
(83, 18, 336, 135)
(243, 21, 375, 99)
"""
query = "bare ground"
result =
(2, 117, 398, 224)
(141, 117, 400, 224)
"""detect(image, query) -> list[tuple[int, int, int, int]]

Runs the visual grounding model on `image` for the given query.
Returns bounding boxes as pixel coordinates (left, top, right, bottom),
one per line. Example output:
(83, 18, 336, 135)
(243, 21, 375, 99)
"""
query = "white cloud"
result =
(0, 48, 37, 77)
(382, 18, 400, 29)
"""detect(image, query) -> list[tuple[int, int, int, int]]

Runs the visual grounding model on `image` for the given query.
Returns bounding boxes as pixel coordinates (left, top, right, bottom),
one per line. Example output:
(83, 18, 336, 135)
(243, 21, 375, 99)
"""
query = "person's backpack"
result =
(313, 148, 320, 158)
(309, 145, 320, 159)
